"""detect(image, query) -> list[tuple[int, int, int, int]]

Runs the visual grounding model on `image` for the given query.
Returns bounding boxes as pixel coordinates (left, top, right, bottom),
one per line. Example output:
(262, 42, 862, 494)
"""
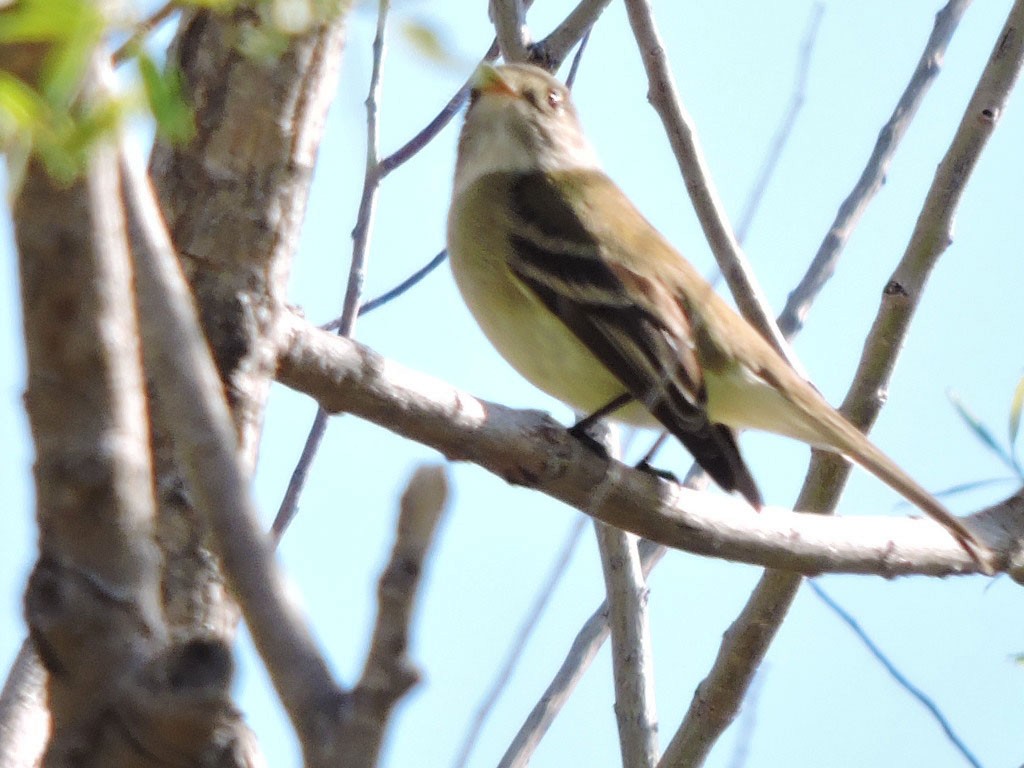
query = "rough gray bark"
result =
(147, 5, 348, 639)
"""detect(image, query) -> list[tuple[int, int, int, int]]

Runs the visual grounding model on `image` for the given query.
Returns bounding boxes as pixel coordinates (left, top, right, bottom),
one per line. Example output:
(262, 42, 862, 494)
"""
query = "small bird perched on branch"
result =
(446, 61, 988, 568)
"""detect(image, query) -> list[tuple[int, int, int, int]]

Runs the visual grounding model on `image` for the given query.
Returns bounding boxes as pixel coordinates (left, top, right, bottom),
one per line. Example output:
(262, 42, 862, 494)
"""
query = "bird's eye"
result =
(467, 88, 481, 109)
(547, 89, 563, 110)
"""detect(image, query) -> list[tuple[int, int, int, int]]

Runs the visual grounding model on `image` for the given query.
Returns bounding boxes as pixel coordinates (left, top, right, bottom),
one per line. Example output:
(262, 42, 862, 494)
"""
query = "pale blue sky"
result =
(2, 2, 1022, 766)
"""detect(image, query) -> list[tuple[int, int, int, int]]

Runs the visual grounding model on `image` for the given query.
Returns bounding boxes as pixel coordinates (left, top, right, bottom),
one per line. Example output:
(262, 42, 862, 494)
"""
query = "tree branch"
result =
(595, 523, 659, 767)
(13, 74, 167, 761)
(276, 314, 1024, 577)
(498, 541, 667, 767)
(535, 0, 613, 71)
(588, 425, 658, 768)
(147, 3, 347, 641)
(272, 0, 391, 542)
(778, 0, 974, 337)
(661, 2, 1024, 762)
(0, 641, 47, 768)
(122, 145, 345, 767)
(339, 466, 449, 767)
(490, 0, 532, 62)
(807, 581, 982, 767)
(455, 516, 588, 768)
(623, 0, 801, 374)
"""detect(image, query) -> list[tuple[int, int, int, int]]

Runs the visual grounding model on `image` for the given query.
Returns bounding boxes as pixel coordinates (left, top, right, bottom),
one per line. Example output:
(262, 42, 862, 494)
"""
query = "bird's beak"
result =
(472, 63, 517, 98)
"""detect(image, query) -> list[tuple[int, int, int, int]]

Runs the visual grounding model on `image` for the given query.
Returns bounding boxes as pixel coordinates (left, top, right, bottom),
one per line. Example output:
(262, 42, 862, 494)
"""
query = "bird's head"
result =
(454, 63, 600, 196)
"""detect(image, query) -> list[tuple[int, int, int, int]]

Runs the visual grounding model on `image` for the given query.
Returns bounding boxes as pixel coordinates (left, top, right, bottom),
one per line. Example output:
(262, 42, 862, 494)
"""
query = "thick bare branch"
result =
(147, 5, 347, 639)
(659, 571, 796, 768)
(586, 425, 658, 768)
(535, 0, 613, 70)
(0, 642, 47, 768)
(14, 98, 166, 761)
(340, 466, 449, 767)
(276, 314, 1023, 577)
(123, 146, 345, 767)
(490, 0, 532, 62)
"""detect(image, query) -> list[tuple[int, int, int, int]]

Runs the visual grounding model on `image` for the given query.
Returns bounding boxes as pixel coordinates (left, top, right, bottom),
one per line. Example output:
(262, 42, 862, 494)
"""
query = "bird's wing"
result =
(505, 171, 761, 506)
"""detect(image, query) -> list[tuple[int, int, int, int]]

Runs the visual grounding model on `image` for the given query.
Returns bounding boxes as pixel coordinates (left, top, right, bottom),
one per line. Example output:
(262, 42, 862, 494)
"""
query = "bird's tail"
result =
(815, 411, 991, 571)
(655, 407, 763, 510)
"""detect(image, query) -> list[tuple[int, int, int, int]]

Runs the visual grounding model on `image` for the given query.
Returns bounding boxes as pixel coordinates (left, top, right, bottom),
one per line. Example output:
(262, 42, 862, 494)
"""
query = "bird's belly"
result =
(449, 238, 657, 427)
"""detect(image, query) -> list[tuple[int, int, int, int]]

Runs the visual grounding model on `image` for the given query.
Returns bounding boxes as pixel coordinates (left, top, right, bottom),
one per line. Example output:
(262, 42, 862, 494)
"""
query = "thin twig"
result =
(778, 0, 974, 337)
(623, 0, 802, 375)
(661, 2, 1024, 762)
(734, 5, 824, 245)
(271, 0, 392, 541)
(350, 32, 593, 326)
(322, 38, 503, 330)
(452, 516, 588, 768)
(808, 581, 983, 768)
(270, 410, 328, 543)
(112, 1, 178, 63)
(594, 522, 658, 768)
(326, 16, 599, 333)
(564, 29, 591, 88)
(379, 40, 500, 177)
(498, 541, 667, 768)
(352, 249, 447, 321)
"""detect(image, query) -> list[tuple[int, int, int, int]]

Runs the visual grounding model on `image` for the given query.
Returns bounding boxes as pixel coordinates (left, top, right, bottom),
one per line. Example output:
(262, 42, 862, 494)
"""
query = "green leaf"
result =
(137, 53, 195, 143)
(0, 0, 98, 43)
(926, 477, 1016, 502)
(397, 16, 469, 70)
(947, 389, 1018, 474)
(0, 0, 103, 108)
(182, 0, 239, 9)
(1009, 374, 1024, 452)
(0, 71, 49, 135)
(36, 96, 124, 184)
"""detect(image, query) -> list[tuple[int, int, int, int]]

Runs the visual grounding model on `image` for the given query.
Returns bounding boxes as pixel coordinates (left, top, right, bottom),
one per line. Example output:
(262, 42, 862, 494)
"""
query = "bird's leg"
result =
(568, 392, 634, 456)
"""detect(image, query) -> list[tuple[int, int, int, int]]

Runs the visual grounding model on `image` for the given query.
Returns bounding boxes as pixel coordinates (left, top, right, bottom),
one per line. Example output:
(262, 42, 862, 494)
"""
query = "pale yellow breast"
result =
(447, 183, 657, 428)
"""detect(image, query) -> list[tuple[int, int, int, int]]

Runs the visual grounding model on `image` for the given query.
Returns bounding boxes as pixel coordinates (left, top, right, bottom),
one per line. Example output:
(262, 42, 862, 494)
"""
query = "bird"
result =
(446, 61, 987, 566)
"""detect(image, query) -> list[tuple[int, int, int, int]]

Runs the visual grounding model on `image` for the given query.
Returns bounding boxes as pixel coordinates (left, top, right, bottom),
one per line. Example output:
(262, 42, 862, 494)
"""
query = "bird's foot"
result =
(635, 459, 678, 484)
(568, 423, 611, 459)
